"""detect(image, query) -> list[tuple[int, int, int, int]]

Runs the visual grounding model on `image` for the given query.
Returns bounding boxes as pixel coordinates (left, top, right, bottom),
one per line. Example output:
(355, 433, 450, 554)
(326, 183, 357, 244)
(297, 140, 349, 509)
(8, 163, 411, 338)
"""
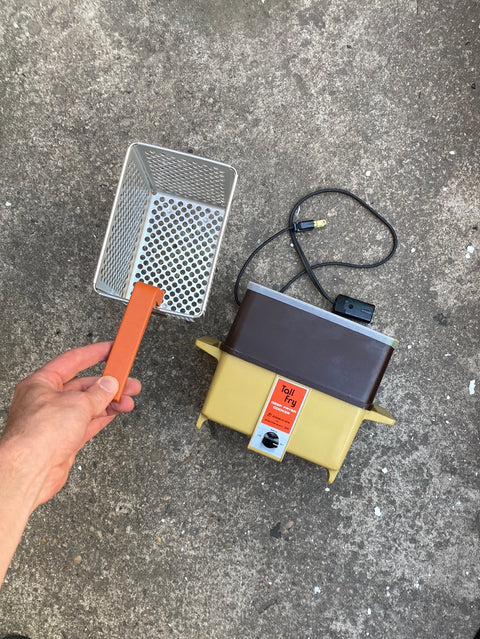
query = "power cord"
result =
(234, 188, 398, 323)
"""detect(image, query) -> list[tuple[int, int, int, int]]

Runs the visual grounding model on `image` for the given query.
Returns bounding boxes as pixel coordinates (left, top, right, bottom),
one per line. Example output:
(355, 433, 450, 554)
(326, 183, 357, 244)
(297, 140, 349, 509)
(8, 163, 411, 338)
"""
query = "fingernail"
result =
(99, 375, 119, 393)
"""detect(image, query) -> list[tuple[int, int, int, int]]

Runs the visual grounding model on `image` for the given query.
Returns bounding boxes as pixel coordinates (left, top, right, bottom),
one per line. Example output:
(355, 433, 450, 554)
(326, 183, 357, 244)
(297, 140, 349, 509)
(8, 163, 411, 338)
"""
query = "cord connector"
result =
(293, 219, 327, 232)
(333, 295, 375, 323)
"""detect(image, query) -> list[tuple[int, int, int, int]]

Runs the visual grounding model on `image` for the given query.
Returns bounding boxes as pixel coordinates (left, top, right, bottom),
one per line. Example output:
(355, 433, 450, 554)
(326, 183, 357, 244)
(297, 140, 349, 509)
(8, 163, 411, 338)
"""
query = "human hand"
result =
(0, 341, 141, 509)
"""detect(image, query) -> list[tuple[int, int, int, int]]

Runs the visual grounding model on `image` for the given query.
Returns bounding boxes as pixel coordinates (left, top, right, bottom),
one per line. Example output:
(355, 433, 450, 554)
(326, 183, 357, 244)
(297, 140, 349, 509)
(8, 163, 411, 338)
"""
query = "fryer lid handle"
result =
(103, 282, 164, 402)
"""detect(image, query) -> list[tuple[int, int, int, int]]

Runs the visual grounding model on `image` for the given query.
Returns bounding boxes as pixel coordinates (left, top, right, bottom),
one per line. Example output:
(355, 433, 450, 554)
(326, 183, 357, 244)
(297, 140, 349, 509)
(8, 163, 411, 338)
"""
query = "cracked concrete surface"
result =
(0, 0, 479, 637)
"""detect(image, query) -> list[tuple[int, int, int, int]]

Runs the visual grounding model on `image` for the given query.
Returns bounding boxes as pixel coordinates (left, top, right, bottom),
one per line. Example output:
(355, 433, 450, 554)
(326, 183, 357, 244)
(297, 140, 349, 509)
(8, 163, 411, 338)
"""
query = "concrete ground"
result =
(0, 0, 478, 637)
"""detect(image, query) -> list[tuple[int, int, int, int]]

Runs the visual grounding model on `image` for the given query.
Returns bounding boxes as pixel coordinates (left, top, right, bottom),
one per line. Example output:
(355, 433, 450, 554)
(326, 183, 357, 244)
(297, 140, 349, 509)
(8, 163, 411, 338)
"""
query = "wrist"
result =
(0, 435, 48, 516)
(0, 435, 48, 585)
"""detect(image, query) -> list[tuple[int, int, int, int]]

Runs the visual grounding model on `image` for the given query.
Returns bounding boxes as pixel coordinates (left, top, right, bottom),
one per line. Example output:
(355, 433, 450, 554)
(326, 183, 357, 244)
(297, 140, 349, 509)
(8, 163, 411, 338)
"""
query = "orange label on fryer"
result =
(260, 378, 309, 434)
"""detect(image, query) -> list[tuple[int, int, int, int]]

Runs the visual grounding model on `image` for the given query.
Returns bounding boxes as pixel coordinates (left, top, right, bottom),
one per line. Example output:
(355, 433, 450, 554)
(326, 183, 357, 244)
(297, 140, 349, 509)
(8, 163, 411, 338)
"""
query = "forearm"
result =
(0, 343, 138, 587)
(0, 437, 46, 586)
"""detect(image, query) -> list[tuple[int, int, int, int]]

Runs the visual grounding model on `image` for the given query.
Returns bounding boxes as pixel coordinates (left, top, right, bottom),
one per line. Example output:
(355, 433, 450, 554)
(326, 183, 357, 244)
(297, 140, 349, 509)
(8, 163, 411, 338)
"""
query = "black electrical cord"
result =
(234, 188, 398, 308)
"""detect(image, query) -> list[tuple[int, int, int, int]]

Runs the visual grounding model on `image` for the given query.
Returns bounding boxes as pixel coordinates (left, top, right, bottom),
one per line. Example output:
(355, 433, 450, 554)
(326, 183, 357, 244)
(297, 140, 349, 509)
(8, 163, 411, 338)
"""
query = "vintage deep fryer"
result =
(94, 143, 237, 399)
(196, 283, 397, 483)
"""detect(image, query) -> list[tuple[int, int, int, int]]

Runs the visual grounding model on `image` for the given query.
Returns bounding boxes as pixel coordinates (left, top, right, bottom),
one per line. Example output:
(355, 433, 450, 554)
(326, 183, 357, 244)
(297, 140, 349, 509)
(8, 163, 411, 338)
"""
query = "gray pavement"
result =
(0, 0, 479, 637)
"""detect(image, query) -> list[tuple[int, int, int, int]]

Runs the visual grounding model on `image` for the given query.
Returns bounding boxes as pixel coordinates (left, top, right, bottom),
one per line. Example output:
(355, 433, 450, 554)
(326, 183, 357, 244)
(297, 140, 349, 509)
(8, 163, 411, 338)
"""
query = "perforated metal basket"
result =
(94, 143, 237, 319)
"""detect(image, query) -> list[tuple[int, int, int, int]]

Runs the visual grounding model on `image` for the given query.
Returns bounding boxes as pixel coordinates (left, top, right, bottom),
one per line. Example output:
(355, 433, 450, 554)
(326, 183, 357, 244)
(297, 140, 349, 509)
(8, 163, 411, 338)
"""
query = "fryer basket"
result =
(94, 143, 237, 319)
(94, 143, 237, 401)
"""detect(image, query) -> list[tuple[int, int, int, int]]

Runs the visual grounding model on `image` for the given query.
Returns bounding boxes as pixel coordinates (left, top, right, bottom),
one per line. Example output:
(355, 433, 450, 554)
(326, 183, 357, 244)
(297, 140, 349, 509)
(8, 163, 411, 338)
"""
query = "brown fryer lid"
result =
(221, 283, 397, 409)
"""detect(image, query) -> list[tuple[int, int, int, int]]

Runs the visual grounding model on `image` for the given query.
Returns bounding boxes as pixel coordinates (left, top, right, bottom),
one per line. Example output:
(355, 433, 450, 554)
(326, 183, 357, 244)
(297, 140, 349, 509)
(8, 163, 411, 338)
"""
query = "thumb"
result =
(85, 375, 120, 415)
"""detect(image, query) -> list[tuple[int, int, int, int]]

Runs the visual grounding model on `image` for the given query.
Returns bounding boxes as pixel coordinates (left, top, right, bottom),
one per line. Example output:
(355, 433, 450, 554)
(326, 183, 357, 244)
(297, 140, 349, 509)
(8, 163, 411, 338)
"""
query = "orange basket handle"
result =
(103, 282, 164, 402)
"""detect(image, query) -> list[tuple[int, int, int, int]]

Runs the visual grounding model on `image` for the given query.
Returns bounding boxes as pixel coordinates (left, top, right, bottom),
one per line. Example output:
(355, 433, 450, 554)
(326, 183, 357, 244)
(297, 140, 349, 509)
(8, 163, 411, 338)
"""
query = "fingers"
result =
(84, 375, 144, 419)
(108, 394, 136, 414)
(37, 342, 114, 385)
(64, 375, 140, 417)
(83, 395, 136, 444)
(64, 376, 142, 397)
(83, 375, 120, 417)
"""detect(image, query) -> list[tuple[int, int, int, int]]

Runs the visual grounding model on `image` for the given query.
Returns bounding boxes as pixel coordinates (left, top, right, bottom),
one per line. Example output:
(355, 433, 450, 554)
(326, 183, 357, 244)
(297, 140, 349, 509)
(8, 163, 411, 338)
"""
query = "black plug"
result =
(292, 219, 326, 232)
(333, 295, 375, 323)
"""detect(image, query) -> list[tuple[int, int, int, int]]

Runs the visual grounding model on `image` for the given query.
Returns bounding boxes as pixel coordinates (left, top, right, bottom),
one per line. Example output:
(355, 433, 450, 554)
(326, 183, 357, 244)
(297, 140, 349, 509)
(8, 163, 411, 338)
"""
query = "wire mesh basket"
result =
(94, 142, 237, 319)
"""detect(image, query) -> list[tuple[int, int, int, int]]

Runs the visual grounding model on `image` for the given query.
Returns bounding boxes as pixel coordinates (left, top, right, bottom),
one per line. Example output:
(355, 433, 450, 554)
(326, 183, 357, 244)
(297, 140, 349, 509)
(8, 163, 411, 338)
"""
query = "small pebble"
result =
(150, 450, 161, 462)
(374, 506, 382, 517)
(73, 555, 82, 565)
(28, 21, 42, 35)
